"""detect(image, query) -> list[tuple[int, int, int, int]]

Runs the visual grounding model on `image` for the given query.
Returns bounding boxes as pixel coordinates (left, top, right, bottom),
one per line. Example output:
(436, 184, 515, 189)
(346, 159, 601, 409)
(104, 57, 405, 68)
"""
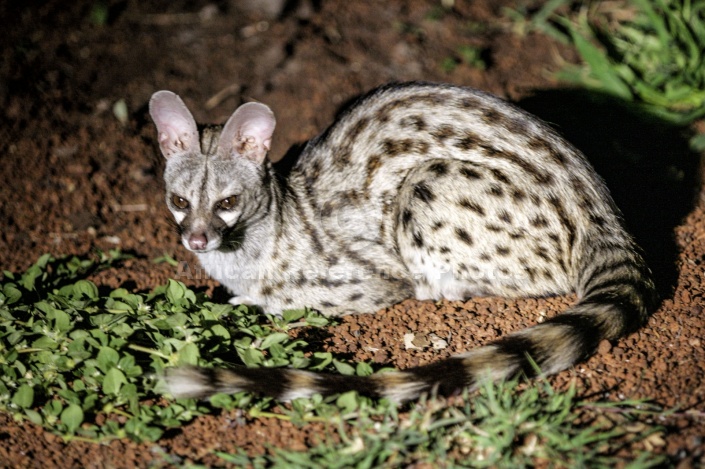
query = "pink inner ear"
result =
(219, 102, 276, 163)
(149, 91, 198, 157)
(235, 105, 276, 147)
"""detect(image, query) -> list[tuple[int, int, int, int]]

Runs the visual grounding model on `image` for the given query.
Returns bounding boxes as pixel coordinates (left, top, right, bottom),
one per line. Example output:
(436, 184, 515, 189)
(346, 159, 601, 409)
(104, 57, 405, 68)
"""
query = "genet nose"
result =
(188, 233, 208, 251)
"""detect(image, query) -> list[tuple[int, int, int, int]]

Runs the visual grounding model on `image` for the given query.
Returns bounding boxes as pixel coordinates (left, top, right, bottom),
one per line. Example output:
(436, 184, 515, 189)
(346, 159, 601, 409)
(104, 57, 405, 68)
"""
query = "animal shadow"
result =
(518, 88, 700, 297)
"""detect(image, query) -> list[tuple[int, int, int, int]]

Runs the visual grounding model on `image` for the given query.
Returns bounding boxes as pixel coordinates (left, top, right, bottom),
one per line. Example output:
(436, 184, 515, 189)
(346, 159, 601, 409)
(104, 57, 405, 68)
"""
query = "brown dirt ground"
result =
(1, 0, 704, 467)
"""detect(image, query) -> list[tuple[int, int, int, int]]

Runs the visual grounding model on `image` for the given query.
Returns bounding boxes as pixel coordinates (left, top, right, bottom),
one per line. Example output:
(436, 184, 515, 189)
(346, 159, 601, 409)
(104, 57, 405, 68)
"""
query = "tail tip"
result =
(163, 366, 215, 399)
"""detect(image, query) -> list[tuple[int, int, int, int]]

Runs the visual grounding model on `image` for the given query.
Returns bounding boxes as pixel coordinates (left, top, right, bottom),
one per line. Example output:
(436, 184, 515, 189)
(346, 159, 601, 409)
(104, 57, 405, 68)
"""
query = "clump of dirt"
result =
(1, 1, 703, 467)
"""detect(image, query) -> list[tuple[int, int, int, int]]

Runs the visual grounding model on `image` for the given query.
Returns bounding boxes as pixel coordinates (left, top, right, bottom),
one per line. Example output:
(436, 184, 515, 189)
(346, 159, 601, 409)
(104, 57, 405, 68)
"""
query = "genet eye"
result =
(171, 195, 189, 209)
(217, 195, 238, 210)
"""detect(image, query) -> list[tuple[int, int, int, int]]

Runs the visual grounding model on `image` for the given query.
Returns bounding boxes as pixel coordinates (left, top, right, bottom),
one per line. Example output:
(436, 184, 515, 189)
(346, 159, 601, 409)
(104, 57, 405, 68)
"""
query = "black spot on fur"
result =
(590, 215, 607, 227)
(455, 131, 481, 151)
(496, 245, 511, 256)
(401, 115, 428, 131)
(402, 209, 413, 230)
(498, 211, 512, 224)
(487, 184, 504, 197)
(531, 215, 549, 228)
(320, 201, 334, 218)
(548, 147, 568, 165)
(547, 196, 576, 251)
(481, 108, 504, 125)
(348, 293, 364, 302)
(347, 117, 371, 140)
(511, 189, 527, 202)
(479, 144, 554, 186)
(455, 228, 474, 246)
(413, 182, 435, 203)
(460, 166, 482, 180)
(413, 231, 424, 247)
(428, 161, 448, 176)
(533, 245, 552, 262)
(459, 96, 481, 109)
(295, 272, 308, 287)
(366, 154, 382, 186)
(524, 266, 536, 282)
(430, 124, 457, 143)
(527, 136, 551, 153)
(490, 168, 510, 184)
(383, 139, 429, 156)
(458, 198, 485, 215)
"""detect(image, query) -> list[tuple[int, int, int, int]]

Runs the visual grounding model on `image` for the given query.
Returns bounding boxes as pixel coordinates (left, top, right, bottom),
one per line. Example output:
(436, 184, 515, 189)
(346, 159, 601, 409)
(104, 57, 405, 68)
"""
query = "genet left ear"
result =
(218, 102, 276, 164)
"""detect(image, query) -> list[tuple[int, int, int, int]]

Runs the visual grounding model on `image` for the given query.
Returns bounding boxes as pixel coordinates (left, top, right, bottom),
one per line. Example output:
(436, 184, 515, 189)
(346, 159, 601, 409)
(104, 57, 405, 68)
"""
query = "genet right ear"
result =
(149, 91, 199, 159)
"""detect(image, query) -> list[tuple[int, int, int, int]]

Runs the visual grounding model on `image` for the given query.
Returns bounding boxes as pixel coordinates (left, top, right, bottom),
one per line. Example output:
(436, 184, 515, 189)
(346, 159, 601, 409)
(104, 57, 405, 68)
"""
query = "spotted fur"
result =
(149, 82, 657, 403)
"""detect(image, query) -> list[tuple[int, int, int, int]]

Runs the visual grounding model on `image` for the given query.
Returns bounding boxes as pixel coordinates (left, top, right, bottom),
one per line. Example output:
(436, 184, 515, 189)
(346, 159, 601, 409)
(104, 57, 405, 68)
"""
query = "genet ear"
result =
(149, 91, 199, 159)
(218, 102, 276, 164)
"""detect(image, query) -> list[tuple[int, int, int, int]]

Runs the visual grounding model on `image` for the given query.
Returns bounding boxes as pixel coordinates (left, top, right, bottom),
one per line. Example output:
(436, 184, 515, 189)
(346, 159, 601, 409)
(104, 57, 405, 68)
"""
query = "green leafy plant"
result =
(211, 379, 666, 468)
(0, 252, 339, 442)
(526, 0, 705, 130)
(0, 253, 667, 466)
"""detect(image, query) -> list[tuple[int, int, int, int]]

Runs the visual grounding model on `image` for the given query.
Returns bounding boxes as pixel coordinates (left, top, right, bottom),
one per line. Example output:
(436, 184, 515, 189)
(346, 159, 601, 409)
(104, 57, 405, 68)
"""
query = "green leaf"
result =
(2, 284, 22, 305)
(207, 323, 230, 339)
(177, 342, 200, 366)
(73, 280, 99, 300)
(566, 23, 632, 100)
(336, 391, 360, 414)
(12, 384, 34, 408)
(240, 348, 264, 367)
(267, 343, 286, 359)
(310, 352, 333, 370)
(106, 300, 134, 312)
(166, 279, 186, 303)
(31, 336, 58, 350)
(34, 300, 56, 315)
(333, 359, 355, 376)
(111, 323, 134, 338)
(356, 362, 373, 377)
(282, 309, 305, 323)
(48, 308, 71, 332)
(103, 368, 127, 395)
(260, 333, 290, 350)
(97, 347, 120, 373)
(20, 268, 41, 291)
(305, 316, 330, 327)
(24, 409, 43, 425)
(61, 404, 84, 433)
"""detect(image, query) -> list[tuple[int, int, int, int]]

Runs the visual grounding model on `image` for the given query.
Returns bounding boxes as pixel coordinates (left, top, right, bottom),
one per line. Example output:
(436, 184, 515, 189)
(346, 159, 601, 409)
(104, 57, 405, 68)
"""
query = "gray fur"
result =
(150, 82, 657, 402)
